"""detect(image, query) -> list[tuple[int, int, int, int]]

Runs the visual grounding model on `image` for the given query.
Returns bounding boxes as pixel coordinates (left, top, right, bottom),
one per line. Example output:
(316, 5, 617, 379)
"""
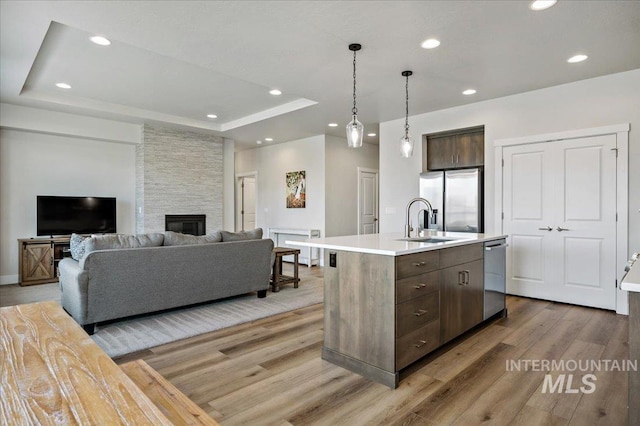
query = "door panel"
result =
(503, 144, 555, 299)
(554, 135, 617, 309)
(359, 170, 378, 234)
(243, 177, 256, 230)
(564, 237, 602, 288)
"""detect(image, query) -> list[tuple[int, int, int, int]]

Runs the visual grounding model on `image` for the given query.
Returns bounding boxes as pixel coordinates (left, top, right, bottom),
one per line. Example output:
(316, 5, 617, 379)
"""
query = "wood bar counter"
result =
(0, 301, 172, 425)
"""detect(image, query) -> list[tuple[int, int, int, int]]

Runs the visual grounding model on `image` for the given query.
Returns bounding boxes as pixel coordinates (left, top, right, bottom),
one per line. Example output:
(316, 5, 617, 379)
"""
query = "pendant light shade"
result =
(346, 43, 364, 148)
(347, 115, 364, 148)
(400, 70, 414, 157)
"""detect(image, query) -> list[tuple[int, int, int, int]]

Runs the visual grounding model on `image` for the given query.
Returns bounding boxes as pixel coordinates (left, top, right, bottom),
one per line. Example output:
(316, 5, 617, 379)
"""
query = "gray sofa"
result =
(59, 232, 274, 335)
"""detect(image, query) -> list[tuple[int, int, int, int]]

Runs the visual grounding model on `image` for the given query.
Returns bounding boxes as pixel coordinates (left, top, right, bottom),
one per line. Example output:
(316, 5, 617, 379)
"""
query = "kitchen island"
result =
(289, 231, 507, 388)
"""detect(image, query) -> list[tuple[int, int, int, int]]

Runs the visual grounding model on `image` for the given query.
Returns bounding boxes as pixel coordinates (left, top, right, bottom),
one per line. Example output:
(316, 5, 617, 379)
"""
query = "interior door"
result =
(359, 169, 378, 234)
(503, 143, 556, 301)
(502, 135, 617, 309)
(552, 135, 617, 309)
(236, 176, 256, 231)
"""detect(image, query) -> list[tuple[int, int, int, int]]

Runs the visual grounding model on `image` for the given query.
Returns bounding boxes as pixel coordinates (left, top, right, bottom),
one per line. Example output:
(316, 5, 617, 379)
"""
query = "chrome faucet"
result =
(405, 197, 433, 238)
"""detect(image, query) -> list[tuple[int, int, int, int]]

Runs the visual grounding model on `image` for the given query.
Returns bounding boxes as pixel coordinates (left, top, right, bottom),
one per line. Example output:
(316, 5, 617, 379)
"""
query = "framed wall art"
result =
(286, 170, 306, 208)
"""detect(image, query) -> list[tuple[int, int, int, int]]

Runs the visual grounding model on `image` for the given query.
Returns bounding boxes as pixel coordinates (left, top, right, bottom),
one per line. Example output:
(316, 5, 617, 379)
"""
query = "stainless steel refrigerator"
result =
(419, 168, 483, 233)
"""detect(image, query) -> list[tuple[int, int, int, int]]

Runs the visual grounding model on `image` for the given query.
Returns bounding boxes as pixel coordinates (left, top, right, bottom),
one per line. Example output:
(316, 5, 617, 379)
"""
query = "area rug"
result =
(91, 280, 323, 358)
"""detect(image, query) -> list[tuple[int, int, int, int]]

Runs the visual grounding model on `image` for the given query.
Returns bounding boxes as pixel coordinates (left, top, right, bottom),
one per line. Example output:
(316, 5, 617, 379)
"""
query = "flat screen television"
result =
(37, 196, 117, 236)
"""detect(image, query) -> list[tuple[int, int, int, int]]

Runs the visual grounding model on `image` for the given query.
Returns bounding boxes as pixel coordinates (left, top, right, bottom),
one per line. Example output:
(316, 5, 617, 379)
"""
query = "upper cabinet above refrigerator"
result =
(423, 126, 484, 171)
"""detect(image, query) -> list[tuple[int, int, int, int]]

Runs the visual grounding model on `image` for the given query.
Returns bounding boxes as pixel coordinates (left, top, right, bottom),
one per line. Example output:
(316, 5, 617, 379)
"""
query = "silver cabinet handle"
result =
(463, 270, 470, 285)
(538, 226, 553, 231)
(415, 340, 428, 348)
(413, 283, 427, 289)
(458, 271, 465, 285)
(556, 227, 570, 232)
(414, 309, 428, 317)
(412, 261, 426, 267)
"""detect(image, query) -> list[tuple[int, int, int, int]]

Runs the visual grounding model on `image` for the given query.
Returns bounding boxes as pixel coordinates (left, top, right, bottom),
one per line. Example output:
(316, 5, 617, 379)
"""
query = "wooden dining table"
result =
(0, 301, 172, 425)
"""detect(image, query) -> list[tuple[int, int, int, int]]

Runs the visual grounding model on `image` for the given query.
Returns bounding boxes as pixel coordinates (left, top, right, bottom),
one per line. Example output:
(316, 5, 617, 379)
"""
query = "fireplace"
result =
(165, 214, 206, 236)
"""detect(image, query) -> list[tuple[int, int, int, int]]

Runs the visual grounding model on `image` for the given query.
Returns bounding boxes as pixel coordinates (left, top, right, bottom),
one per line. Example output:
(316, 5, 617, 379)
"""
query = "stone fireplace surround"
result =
(136, 125, 224, 234)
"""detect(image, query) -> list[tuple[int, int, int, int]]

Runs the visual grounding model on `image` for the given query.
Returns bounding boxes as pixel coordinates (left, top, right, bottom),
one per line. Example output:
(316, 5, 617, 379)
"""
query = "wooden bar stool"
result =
(271, 247, 301, 292)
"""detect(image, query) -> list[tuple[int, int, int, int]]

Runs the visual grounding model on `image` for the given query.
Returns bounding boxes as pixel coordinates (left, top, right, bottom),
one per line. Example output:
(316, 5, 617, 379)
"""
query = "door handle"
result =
(373, 218, 378, 222)
(538, 226, 553, 231)
(556, 227, 570, 232)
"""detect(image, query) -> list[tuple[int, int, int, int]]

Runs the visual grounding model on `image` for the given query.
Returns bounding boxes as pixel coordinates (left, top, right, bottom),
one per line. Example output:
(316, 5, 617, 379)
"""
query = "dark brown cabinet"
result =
(440, 259, 484, 343)
(18, 237, 71, 285)
(439, 243, 484, 342)
(424, 127, 484, 171)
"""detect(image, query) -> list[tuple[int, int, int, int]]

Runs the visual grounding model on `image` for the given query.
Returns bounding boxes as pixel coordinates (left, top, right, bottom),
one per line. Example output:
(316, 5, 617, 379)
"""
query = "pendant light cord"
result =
(404, 74, 410, 137)
(352, 49, 358, 115)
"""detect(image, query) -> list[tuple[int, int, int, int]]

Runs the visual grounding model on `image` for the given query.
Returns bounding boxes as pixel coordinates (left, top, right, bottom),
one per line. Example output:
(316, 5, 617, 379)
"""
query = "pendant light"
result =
(346, 43, 364, 148)
(400, 70, 414, 157)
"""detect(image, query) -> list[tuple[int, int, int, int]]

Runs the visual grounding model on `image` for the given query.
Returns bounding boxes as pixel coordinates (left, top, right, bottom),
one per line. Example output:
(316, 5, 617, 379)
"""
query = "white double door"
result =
(502, 134, 618, 309)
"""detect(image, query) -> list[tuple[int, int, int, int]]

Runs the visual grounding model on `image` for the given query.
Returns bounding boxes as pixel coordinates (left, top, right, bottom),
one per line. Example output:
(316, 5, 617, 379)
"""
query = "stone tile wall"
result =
(136, 125, 224, 234)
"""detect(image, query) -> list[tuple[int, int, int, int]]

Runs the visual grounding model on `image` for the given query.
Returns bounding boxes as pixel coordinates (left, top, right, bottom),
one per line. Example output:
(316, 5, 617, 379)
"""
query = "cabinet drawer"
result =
(439, 243, 483, 269)
(396, 250, 439, 279)
(396, 320, 440, 370)
(396, 271, 439, 303)
(396, 291, 439, 338)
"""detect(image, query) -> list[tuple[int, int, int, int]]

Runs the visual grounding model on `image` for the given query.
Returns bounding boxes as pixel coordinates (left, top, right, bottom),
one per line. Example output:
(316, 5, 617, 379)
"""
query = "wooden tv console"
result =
(18, 236, 72, 286)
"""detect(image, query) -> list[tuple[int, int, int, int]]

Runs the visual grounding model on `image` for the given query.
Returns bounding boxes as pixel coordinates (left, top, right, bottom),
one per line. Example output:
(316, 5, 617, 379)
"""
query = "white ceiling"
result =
(1, 1, 639, 150)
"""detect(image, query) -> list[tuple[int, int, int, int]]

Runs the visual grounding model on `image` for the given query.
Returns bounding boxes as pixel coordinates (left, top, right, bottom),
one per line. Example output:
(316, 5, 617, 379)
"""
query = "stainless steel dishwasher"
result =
(484, 239, 507, 319)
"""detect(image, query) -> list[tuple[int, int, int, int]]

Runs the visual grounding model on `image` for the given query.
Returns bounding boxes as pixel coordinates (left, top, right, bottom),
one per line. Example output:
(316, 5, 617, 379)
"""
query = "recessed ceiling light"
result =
(256, 140, 263, 145)
(269, 89, 282, 96)
(265, 138, 273, 142)
(529, 0, 557, 11)
(368, 133, 377, 137)
(328, 123, 338, 127)
(567, 54, 588, 63)
(90, 35, 111, 46)
(462, 89, 477, 95)
(421, 38, 441, 49)
(55, 83, 71, 89)
(206, 114, 218, 119)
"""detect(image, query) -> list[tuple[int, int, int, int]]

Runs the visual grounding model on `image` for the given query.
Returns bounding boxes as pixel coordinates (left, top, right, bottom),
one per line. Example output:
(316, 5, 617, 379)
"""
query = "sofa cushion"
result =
(84, 233, 165, 254)
(220, 228, 263, 242)
(163, 231, 222, 246)
(69, 233, 88, 260)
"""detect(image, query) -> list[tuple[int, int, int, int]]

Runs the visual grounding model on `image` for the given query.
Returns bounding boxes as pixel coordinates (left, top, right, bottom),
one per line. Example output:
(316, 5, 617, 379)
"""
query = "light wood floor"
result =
(1, 267, 629, 425)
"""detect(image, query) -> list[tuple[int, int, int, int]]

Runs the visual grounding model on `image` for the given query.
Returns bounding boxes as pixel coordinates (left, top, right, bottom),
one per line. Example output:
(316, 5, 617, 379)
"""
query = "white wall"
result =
(0, 104, 238, 284)
(325, 135, 379, 237)
(235, 135, 326, 238)
(0, 129, 136, 284)
(379, 69, 640, 256)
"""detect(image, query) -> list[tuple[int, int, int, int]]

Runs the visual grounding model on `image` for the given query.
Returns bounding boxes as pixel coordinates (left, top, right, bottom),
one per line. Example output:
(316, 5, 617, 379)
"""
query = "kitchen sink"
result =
(396, 237, 459, 243)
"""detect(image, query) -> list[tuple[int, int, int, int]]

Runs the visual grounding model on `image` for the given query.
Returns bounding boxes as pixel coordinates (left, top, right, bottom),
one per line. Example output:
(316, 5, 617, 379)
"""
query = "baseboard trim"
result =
(0, 275, 19, 285)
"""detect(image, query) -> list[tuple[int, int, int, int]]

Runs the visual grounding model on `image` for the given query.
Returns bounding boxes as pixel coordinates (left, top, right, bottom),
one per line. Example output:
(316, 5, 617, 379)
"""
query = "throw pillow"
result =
(69, 233, 87, 261)
(84, 233, 165, 254)
(163, 231, 223, 246)
(220, 228, 263, 242)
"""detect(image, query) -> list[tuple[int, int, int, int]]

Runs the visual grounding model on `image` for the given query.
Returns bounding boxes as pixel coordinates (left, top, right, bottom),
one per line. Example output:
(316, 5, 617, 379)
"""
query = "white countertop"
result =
(286, 232, 507, 256)
(621, 256, 640, 292)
